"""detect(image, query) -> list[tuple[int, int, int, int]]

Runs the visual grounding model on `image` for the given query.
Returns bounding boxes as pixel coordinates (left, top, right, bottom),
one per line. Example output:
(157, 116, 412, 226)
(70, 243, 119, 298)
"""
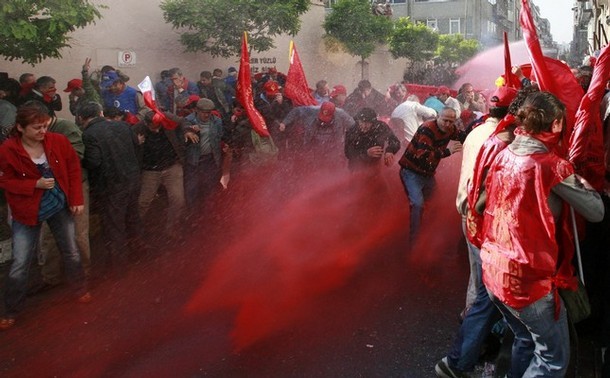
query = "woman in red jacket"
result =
(0, 101, 90, 330)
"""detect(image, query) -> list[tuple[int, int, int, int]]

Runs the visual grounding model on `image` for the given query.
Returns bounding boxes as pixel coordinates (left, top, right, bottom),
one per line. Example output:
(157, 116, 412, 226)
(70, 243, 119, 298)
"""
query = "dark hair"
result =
(12, 101, 50, 136)
(488, 106, 509, 119)
(160, 70, 170, 80)
(357, 80, 372, 91)
(507, 85, 539, 116)
(103, 106, 125, 119)
(18, 73, 35, 84)
(34, 76, 56, 89)
(77, 101, 103, 120)
(200, 71, 212, 80)
(213, 68, 223, 77)
(168, 67, 182, 77)
(355, 107, 377, 122)
(517, 91, 565, 134)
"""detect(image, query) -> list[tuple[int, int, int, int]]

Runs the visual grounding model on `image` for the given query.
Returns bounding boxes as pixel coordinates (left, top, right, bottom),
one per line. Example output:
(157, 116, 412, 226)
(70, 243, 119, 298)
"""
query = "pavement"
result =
(0, 163, 605, 377)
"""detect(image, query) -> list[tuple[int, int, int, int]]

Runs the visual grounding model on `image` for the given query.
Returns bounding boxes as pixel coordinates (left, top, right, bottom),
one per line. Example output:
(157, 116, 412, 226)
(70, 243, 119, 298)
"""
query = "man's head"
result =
(437, 107, 457, 132)
(355, 107, 377, 131)
(76, 101, 103, 127)
(168, 67, 185, 88)
(144, 111, 163, 131)
(315, 80, 329, 97)
(488, 86, 518, 119)
(64, 79, 84, 97)
(19, 73, 36, 86)
(330, 85, 347, 105)
(436, 86, 451, 102)
(196, 98, 215, 121)
(213, 68, 223, 78)
(199, 71, 212, 86)
(263, 80, 281, 98)
(100, 71, 125, 94)
(357, 80, 372, 97)
(228, 67, 237, 76)
(318, 101, 336, 124)
(35, 76, 58, 97)
(459, 83, 474, 102)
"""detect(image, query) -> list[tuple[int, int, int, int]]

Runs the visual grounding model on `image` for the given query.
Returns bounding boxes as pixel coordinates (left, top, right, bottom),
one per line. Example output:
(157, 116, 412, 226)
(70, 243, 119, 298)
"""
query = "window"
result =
(487, 20, 497, 34)
(427, 18, 438, 31)
(450, 18, 461, 34)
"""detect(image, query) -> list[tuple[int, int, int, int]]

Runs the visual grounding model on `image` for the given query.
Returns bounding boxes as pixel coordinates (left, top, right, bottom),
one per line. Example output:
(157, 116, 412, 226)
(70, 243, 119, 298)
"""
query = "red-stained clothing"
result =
(480, 138, 574, 310)
(0, 132, 83, 226)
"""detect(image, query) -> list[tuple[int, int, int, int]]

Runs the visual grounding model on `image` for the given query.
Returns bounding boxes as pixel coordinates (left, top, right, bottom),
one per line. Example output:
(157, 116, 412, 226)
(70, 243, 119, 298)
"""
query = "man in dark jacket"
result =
(78, 102, 144, 269)
(344, 107, 401, 172)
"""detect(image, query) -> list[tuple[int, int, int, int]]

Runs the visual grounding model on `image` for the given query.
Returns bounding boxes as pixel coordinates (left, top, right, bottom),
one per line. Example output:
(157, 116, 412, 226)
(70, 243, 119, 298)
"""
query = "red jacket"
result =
(0, 132, 83, 226)
(480, 142, 574, 310)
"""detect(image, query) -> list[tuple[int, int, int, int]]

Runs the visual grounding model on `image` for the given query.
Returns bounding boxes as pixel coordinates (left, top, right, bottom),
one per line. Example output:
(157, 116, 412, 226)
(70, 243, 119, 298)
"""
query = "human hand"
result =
(185, 131, 199, 143)
(367, 146, 384, 158)
(83, 57, 92, 72)
(36, 177, 55, 190)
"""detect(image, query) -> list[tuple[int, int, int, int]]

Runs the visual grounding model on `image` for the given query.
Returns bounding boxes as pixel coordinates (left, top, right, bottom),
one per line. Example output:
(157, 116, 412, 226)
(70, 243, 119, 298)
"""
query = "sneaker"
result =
(435, 357, 470, 378)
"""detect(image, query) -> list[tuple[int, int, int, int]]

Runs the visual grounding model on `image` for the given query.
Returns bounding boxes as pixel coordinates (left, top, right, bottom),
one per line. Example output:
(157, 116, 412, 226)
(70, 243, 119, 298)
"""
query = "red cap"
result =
(489, 86, 518, 107)
(263, 80, 281, 96)
(63, 78, 82, 92)
(318, 101, 336, 123)
(330, 85, 347, 98)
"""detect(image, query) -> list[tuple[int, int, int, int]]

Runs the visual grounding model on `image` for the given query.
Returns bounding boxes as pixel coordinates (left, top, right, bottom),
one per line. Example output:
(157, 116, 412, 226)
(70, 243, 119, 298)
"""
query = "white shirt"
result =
(391, 100, 437, 143)
(455, 117, 499, 216)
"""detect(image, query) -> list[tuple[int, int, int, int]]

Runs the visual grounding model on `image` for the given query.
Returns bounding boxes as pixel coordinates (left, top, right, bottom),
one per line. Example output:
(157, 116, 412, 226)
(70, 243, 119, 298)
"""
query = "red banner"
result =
(284, 41, 317, 106)
(520, 0, 583, 145)
(236, 32, 270, 137)
(568, 44, 610, 191)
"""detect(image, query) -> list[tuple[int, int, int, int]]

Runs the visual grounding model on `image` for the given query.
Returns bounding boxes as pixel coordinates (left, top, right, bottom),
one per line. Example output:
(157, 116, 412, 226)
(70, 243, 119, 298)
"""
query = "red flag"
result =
(236, 32, 270, 137)
(503, 31, 519, 88)
(137, 76, 178, 130)
(284, 41, 317, 106)
(568, 44, 610, 191)
(519, 0, 583, 149)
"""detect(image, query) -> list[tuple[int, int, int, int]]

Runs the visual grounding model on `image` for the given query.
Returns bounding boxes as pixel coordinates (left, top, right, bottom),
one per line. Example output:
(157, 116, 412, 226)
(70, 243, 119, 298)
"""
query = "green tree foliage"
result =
(388, 17, 439, 65)
(323, 0, 393, 77)
(0, 0, 103, 65)
(161, 0, 309, 58)
(436, 34, 480, 66)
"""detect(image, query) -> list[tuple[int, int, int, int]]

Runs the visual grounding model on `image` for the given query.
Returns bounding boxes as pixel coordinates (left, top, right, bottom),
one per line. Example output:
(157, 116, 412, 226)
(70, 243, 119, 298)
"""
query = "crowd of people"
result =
(0, 56, 609, 377)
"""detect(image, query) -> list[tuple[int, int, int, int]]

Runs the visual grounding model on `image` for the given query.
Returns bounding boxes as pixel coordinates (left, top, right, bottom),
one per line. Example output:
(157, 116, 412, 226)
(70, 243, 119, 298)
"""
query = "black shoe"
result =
(435, 357, 470, 378)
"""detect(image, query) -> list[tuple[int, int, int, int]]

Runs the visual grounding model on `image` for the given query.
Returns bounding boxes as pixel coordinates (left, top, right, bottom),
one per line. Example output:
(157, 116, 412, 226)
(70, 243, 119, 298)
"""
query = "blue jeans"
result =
(4, 208, 86, 317)
(447, 236, 500, 372)
(489, 291, 569, 377)
(399, 167, 435, 242)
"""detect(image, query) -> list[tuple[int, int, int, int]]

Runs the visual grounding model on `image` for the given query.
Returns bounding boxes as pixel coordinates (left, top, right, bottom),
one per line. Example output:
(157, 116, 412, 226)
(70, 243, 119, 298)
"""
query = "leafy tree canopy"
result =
(161, 0, 310, 58)
(323, 0, 393, 60)
(0, 0, 103, 65)
(436, 34, 480, 66)
(388, 17, 438, 64)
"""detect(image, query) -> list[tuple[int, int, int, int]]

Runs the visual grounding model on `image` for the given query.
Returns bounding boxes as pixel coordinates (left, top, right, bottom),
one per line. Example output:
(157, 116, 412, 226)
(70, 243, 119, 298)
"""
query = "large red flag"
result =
(236, 32, 270, 137)
(503, 31, 519, 88)
(520, 0, 583, 146)
(284, 41, 317, 106)
(137, 76, 178, 130)
(568, 44, 610, 191)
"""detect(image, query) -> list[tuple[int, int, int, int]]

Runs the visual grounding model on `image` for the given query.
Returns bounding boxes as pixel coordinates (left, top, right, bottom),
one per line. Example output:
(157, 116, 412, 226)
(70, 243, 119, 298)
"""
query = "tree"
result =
(388, 17, 439, 68)
(323, 0, 393, 79)
(435, 34, 480, 66)
(161, 0, 310, 58)
(0, 0, 103, 65)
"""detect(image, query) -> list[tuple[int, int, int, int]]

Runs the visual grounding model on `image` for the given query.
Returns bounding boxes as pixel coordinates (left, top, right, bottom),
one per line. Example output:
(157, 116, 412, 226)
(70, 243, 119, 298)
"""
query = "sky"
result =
(532, 0, 574, 44)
